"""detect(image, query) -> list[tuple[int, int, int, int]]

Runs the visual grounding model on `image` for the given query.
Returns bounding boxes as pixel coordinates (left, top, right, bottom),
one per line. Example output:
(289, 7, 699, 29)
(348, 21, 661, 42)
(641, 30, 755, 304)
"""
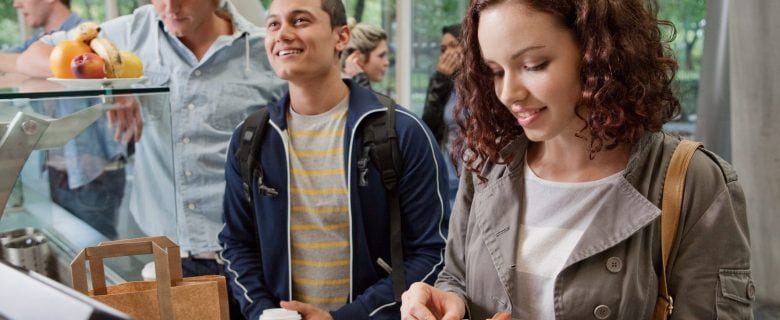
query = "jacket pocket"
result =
(716, 268, 754, 319)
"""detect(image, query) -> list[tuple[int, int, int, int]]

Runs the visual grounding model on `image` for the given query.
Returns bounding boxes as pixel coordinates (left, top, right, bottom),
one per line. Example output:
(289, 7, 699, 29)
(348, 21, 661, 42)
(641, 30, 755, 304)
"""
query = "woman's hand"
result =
(401, 282, 465, 320)
(343, 50, 365, 78)
(436, 47, 462, 76)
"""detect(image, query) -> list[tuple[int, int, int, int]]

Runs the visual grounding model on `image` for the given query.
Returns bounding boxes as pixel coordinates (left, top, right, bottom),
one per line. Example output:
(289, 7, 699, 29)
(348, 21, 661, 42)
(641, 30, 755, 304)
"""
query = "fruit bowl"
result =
(46, 77, 146, 90)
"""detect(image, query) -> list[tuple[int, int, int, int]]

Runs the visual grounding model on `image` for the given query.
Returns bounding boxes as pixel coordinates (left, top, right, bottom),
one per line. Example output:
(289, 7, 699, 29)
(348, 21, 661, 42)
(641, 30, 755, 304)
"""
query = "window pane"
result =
(0, 2, 22, 50)
(70, 0, 147, 23)
(346, 0, 465, 115)
(346, 0, 397, 99)
(0, 1, 148, 51)
(658, 0, 706, 137)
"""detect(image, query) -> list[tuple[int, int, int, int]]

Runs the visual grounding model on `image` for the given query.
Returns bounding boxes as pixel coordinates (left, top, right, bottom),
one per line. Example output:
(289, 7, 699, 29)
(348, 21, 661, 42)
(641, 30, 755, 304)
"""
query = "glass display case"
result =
(0, 74, 171, 287)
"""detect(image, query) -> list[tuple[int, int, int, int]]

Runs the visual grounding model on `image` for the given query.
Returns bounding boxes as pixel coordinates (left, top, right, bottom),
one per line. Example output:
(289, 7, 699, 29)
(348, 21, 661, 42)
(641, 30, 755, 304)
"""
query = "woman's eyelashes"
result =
(524, 61, 549, 72)
(490, 67, 504, 79)
(489, 61, 548, 78)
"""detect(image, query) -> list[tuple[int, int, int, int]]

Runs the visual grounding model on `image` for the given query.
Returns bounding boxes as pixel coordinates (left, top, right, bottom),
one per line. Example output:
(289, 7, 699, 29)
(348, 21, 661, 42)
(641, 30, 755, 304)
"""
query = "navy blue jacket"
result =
(219, 81, 450, 319)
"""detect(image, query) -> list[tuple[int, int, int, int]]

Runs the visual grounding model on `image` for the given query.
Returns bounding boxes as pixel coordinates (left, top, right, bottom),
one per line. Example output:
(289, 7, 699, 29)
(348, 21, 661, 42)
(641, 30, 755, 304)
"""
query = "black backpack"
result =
(235, 92, 407, 302)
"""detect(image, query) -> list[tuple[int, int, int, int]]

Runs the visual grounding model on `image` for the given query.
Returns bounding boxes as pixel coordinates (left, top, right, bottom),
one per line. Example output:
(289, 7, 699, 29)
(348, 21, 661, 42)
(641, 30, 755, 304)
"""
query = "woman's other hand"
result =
(436, 47, 462, 76)
(401, 282, 466, 320)
(343, 50, 365, 78)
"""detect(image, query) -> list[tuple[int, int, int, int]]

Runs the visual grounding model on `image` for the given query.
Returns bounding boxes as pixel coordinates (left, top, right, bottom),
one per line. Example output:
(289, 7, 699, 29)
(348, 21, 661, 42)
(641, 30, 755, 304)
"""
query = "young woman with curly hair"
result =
(400, 0, 753, 319)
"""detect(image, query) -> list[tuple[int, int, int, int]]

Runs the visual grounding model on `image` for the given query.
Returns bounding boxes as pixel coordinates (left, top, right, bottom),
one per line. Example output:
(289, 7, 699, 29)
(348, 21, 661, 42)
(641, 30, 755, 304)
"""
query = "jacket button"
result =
(747, 280, 756, 300)
(606, 257, 623, 273)
(594, 305, 611, 319)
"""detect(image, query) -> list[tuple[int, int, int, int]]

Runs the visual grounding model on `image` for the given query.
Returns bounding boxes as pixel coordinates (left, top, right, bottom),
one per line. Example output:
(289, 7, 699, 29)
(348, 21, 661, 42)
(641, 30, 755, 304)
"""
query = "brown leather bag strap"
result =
(654, 140, 702, 320)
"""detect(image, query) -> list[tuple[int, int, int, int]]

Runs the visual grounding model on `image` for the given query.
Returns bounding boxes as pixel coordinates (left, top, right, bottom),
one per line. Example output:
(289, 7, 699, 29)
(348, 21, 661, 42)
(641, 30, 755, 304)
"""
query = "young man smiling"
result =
(218, 0, 450, 319)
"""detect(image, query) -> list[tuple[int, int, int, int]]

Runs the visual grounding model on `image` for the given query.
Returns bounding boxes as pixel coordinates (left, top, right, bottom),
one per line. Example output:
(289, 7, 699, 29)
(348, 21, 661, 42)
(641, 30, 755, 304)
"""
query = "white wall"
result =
(730, 0, 780, 305)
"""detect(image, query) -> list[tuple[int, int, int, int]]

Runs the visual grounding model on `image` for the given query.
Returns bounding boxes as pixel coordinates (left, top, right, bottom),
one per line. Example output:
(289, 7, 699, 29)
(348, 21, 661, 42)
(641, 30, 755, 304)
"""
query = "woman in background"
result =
(401, 0, 752, 319)
(422, 23, 463, 207)
(341, 20, 389, 88)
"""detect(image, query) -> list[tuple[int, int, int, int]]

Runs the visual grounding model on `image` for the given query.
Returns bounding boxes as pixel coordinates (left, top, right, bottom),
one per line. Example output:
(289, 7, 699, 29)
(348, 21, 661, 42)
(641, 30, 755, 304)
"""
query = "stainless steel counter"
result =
(1, 179, 149, 285)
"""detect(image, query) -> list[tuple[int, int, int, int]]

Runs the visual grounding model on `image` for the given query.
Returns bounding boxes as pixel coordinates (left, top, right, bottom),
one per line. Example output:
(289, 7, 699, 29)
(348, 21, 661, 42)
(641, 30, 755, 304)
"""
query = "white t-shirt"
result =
(515, 161, 625, 319)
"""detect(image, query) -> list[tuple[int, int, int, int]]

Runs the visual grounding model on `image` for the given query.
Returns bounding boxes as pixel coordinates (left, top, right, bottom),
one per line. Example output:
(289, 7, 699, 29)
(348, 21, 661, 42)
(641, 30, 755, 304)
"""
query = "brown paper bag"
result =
(70, 236, 229, 320)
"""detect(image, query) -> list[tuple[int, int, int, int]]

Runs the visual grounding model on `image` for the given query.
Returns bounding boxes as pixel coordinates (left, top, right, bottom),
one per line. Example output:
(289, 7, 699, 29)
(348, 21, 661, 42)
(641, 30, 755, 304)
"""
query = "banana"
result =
(90, 38, 123, 78)
(72, 22, 101, 44)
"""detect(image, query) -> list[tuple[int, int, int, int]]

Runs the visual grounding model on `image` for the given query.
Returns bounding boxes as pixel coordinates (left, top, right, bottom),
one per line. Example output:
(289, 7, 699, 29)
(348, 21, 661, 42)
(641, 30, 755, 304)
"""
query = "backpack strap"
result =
(654, 139, 702, 320)
(361, 92, 405, 302)
(236, 107, 277, 203)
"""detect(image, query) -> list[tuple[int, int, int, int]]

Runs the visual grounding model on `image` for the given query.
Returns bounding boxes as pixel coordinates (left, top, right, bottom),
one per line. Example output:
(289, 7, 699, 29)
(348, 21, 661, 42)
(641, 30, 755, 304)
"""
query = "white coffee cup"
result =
(258, 308, 301, 320)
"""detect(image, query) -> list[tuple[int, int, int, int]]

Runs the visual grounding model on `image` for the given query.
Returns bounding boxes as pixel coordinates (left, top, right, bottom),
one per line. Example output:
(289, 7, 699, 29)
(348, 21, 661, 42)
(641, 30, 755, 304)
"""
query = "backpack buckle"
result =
(358, 146, 371, 186)
(256, 176, 278, 197)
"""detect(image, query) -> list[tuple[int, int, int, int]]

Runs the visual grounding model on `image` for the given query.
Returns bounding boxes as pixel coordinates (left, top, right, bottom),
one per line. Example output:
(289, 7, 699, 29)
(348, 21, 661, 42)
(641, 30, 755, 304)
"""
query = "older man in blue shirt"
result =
(0, 0, 81, 73)
(16, 0, 286, 319)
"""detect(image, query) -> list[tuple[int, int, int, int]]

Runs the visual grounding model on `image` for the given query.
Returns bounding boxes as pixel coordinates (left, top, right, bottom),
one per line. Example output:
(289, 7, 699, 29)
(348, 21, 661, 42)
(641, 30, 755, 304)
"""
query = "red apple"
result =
(70, 53, 106, 79)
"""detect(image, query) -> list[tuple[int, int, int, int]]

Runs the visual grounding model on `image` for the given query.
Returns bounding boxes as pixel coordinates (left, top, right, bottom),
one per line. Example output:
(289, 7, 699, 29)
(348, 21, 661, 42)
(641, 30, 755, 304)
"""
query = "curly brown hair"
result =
(454, 0, 679, 179)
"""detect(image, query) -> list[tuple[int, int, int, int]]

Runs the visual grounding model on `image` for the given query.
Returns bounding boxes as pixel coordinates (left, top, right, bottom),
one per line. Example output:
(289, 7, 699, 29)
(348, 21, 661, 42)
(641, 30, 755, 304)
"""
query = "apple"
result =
(70, 53, 106, 79)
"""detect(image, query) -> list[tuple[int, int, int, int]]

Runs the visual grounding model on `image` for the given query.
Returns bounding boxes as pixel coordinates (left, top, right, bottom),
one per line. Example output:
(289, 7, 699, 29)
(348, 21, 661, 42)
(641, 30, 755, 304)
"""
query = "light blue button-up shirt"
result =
(45, 2, 286, 252)
(3, 12, 82, 53)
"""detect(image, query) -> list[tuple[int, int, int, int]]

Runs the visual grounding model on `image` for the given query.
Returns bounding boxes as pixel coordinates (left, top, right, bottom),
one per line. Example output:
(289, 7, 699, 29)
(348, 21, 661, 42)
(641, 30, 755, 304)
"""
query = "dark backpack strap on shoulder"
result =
(236, 107, 274, 202)
(361, 92, 405, 302)
(366, 93, 402, 188)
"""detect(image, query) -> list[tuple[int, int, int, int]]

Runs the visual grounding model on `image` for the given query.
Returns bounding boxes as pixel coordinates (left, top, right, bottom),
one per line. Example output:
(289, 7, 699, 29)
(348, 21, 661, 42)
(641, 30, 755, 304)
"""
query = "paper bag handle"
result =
(70, 237, 180, 320)
(97, 236, 184, 281)
(76, 236, 183, 294)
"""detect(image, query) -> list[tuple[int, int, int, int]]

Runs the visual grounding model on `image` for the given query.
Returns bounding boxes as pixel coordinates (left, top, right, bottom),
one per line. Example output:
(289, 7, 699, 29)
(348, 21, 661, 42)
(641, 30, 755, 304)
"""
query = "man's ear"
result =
(334, 25, 351, 52)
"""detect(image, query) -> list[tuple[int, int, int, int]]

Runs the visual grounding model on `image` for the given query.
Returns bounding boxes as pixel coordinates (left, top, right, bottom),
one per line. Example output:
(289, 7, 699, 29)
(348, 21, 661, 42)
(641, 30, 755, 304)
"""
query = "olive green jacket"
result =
(435, 132, 753, 319)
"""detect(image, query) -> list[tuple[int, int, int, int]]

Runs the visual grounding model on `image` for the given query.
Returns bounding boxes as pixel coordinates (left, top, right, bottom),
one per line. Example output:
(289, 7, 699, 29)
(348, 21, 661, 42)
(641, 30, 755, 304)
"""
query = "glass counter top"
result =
(0, 73, 167, 99)
(1, 72, 172, 285)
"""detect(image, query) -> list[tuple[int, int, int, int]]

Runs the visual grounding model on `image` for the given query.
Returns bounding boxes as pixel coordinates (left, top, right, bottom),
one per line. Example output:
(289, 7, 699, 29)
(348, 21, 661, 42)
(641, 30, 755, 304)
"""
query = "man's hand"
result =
(343, 50, 365, 78)
(401, 282, 465, 320)
(436, 47, 462, 76)
(280, 300, 333, 320)
(106, 95, 143, 144)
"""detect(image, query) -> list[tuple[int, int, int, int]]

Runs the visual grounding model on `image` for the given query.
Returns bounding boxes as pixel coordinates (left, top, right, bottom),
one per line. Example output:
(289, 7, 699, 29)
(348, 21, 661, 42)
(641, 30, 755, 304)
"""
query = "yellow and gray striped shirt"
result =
(286, 96, 351, 310)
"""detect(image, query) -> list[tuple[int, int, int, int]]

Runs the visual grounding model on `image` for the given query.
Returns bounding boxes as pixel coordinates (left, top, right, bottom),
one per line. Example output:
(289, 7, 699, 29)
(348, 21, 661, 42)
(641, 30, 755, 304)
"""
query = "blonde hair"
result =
(342, 20, 387, 64)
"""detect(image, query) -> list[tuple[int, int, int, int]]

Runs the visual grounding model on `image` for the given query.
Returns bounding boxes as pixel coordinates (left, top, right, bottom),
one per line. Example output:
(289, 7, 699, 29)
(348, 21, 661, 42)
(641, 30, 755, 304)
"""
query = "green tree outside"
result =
(0, 0, 147, 50)
(658, 0, 706, 121)
(0, 1, 21, 50)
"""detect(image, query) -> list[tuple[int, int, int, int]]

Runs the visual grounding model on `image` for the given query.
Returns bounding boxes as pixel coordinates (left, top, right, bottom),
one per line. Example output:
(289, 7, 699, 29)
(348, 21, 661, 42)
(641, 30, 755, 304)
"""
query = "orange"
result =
(49, 40, 93, 79)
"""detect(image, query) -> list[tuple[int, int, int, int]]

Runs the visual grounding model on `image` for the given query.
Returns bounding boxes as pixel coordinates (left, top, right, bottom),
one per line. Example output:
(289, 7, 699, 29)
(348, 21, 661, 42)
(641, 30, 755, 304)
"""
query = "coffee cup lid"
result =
(259, 308, 301, 320)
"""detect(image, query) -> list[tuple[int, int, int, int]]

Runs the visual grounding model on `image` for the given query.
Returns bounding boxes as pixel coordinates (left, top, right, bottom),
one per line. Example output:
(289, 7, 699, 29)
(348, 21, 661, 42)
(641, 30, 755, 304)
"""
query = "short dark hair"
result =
(270, 0, 346, 28)
(321, 0, 347, 28)
(441, 24, 462, 40)
(60, 0, 70, 8)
